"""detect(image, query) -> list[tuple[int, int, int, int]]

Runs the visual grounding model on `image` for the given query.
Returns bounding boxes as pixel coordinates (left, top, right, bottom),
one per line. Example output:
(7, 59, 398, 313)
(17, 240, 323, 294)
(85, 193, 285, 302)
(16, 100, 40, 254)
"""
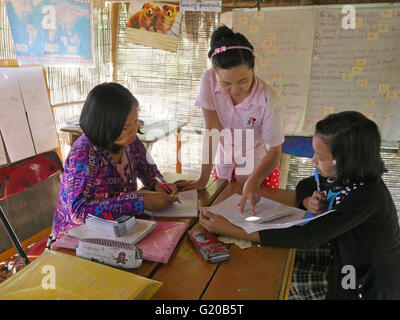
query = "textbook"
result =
(0, 250, 162, 300)
(66, 219, 156, 245)
(85, 214, 136, 238)
(188, 228, 230, 263)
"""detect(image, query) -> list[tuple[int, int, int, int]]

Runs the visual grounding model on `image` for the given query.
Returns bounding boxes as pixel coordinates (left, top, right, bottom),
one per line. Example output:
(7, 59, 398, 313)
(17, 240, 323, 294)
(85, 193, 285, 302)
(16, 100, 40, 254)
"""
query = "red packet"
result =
(188, 227, 230, 263)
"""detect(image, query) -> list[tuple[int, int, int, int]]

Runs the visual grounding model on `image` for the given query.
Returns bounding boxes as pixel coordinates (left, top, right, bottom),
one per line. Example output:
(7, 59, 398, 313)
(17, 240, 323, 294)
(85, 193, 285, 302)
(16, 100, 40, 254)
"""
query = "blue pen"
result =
(301, 168, 320, 226)
(314, 168, 320, 192)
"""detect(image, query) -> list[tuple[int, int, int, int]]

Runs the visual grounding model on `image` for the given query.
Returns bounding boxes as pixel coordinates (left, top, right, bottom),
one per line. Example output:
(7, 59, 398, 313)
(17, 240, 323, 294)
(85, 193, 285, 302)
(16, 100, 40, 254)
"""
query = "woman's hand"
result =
(199, 209, 261, 242)
(303, 191, 327, 215)
(142, 191, 178, 211)
(239, 178, 261, 215)
(174, 179, 207, 191)
(199, 209, 239, 236)
(155, 181, 178, 194)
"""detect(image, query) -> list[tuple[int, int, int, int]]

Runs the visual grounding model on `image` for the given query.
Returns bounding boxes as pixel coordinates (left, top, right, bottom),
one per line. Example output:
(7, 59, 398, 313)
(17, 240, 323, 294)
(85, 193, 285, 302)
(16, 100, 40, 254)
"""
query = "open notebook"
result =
(144, 189, 198, 217)
(205, 194, 335, 233)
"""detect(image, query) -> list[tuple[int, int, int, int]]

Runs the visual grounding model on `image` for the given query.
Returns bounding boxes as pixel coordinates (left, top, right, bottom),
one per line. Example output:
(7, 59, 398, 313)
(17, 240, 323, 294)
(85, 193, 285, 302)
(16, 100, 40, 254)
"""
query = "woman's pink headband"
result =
(210, 46, 254, 59)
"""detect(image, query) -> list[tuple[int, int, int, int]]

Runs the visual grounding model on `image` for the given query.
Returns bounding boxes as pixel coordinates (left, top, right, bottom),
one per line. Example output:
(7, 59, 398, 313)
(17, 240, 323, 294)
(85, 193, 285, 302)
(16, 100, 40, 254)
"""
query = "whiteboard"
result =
(233, 3, 400, 142)
(0, 67, 35, 162)
(16, 67, 59, 154)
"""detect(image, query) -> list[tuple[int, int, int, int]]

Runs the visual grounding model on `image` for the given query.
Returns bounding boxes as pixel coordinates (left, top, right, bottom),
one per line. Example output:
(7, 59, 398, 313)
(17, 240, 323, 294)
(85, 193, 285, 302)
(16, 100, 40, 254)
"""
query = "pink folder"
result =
(51, 220, 188, 264)
(136, 220, 188, 264)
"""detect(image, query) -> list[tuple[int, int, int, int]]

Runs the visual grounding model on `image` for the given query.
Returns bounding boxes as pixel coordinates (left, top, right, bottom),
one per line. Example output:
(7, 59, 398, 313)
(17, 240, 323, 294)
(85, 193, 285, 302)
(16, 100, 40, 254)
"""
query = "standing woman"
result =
(177, 26, 284, 214)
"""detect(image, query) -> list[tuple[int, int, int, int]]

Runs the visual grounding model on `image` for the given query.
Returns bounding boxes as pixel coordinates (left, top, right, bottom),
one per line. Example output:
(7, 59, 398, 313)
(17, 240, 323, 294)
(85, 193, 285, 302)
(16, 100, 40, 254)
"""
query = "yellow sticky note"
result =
(367, 33, 378, 41)
(266, 45, 276, 53)
(364, 99, 374, 106)
(378, 24, 389, 32)
(260, 58, 269, 67)
(263, 40, 272, 47)
(250, 25, 259, 33)
(352, 66, 363, 74)
(355, 17, 363, 28)
(382, 9, 393, 18)
(357, 79, 368, 87)
(323, 106, 334, 115)
(364, 113, 374, 120)
(378, 84, 390, 93)
(255, 11, 264, 19)
(386, 91, 398, 100)
(342, 73, 353, 81)
(355, 59, 367, 67)
(239, 17, 248, 25)
(272, 73, 282, 81)
(268, 33, 277, 40)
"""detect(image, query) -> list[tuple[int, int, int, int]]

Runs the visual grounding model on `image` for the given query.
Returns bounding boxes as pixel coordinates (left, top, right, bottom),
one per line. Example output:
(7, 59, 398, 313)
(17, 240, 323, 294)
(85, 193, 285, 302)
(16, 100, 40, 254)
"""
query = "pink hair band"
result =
(210, 45, 254, 58)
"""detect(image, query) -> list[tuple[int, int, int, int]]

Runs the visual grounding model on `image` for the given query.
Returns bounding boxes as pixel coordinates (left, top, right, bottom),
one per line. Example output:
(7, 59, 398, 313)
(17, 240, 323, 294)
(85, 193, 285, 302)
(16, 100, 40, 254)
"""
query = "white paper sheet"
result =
(205, 194, 335, 233)
(144, 189, 198, 217)
(16, 67, 59, 153)
(0, 114, 35, 162)
(0, 136, 7, 166)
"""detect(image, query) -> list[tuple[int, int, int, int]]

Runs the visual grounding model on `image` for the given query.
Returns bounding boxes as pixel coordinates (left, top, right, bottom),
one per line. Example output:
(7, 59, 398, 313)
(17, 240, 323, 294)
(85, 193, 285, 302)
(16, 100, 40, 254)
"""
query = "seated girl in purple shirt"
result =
(52, 83, 178, 239)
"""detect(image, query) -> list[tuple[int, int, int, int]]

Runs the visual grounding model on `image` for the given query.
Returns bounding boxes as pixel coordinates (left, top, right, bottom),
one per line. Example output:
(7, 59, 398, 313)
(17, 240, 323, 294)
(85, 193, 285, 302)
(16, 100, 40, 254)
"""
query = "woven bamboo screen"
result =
(115, 4, 219, 174)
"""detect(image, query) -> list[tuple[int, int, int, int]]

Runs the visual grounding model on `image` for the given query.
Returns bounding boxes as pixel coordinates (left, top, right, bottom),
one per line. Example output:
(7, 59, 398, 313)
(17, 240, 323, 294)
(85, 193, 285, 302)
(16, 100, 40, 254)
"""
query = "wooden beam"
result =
(110, 2, 120, 83)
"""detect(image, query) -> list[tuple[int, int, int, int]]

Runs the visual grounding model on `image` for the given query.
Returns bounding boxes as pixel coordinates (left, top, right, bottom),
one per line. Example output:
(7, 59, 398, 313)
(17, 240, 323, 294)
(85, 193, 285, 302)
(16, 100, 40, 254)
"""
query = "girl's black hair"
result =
(208, 26, 254, 70)
(79, 82, 139, 153)
(315, 111, 386, 185)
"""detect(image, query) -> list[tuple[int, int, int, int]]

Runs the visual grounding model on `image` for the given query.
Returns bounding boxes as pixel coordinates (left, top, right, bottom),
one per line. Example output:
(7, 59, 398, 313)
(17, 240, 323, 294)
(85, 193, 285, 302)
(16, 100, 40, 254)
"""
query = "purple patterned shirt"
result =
(52, 134, 163, 239)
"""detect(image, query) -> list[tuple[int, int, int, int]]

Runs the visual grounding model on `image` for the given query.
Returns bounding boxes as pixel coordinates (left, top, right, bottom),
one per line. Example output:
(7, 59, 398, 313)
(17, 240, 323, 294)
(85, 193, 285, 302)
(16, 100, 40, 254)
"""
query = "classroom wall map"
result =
(5, 0, 93, 65)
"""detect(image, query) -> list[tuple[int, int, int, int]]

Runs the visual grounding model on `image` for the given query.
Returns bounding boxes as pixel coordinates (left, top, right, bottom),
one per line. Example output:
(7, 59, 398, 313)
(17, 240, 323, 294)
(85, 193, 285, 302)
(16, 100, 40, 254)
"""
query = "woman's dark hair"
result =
(315, 111, 386, 185)
(79, 82, 138, 153)
(208, 26, 254, 70)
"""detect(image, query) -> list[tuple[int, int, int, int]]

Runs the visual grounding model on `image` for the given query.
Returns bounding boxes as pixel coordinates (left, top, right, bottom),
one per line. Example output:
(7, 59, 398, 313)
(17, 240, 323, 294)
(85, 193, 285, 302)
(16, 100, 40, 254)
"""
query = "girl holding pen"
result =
(51, 83, 179, 239)
(199, 111, 400, 299)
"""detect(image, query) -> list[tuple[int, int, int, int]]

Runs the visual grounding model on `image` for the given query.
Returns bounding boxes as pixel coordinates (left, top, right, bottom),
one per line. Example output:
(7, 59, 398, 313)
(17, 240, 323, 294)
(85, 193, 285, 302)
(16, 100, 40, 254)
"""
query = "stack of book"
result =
(85, 214, 137, 238)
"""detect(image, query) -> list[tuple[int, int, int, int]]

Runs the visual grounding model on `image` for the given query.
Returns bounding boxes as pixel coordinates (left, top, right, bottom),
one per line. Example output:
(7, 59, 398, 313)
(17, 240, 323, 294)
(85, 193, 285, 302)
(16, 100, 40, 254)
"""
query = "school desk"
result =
(150, 182, 297, 300)
(52, 172, 228, 280)
(60, 119, 188, 173)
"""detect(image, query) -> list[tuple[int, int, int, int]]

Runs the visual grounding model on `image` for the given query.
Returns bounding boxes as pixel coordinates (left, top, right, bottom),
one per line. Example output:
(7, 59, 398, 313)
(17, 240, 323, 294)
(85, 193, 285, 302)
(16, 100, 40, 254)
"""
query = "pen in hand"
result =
(314, 168, 321, 192)
(155, 177, 182, 204)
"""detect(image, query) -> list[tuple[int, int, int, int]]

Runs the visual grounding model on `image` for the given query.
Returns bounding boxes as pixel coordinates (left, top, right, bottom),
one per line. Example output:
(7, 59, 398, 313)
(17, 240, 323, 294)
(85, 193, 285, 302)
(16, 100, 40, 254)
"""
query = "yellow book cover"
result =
(0, 250, 162, 300)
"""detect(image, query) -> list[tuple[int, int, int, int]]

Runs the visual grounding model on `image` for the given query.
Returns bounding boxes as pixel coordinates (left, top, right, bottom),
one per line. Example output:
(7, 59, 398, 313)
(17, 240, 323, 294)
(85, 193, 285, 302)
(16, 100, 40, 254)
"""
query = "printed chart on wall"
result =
(233, 3, 400, 142)
(5, 0, 93, 66)
(125, 1, 182, 52)
(0, 66, 59, 165)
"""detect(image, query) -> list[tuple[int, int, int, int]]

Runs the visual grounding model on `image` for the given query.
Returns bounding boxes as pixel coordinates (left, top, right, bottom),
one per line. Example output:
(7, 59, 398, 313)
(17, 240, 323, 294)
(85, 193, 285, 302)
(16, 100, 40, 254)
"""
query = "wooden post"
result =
(176, 129, 182, 174)
(110, 2, 120, 83)
(279, 153, 291, 190)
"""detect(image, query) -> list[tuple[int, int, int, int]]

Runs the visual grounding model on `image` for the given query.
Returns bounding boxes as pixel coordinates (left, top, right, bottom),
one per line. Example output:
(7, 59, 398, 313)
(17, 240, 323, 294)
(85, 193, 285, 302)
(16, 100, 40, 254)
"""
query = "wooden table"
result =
(51, 175, 297, 300)
(60, 119, 188, 173)
(151, 182, 297, 300)
(52, 172, 228, 280)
